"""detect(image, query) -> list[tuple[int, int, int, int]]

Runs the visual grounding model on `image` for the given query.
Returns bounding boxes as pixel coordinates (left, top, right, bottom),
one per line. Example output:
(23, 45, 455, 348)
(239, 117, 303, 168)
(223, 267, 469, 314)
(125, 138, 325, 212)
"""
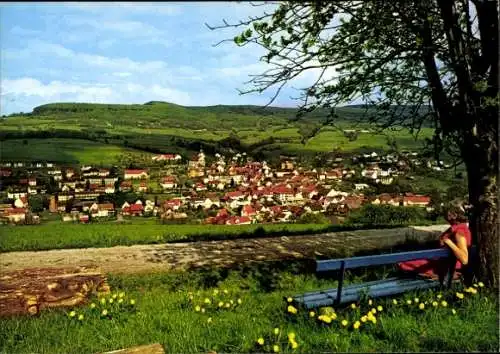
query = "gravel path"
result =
(0, 225, 448, 275)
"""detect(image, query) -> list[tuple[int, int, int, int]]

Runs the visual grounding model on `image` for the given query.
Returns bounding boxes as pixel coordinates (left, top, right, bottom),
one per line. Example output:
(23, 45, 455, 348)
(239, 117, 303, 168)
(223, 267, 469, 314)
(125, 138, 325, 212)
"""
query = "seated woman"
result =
(398, 205, 472, 280)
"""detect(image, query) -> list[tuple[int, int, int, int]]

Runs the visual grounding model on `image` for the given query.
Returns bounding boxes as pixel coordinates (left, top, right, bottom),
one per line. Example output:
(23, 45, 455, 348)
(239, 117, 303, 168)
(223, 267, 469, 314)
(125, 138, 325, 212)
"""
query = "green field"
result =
(0, 139, 152, 165)
(0, 267, 496, 353)
(0, 102, 434, 162)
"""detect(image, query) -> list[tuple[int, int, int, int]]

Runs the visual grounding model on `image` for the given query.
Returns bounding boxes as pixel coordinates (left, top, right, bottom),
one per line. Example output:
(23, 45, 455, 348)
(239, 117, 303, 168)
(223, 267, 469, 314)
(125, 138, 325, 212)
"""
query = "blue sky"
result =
(0, 1, 325, 115)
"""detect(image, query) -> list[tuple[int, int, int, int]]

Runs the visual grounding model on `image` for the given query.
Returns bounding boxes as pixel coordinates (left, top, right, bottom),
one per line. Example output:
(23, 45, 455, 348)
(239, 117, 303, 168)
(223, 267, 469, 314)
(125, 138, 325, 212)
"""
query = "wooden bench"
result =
(291, 246, 477, 309)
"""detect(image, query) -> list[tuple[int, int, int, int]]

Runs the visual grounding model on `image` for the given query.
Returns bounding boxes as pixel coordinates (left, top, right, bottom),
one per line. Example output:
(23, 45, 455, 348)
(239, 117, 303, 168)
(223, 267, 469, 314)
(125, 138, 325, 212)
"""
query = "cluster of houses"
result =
(0, 149, 436, 225)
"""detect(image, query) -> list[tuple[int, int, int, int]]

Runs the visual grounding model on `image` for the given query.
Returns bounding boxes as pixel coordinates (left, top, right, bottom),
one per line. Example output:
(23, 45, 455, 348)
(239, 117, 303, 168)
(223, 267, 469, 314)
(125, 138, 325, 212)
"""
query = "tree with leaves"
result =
(208, 0, 498, 287)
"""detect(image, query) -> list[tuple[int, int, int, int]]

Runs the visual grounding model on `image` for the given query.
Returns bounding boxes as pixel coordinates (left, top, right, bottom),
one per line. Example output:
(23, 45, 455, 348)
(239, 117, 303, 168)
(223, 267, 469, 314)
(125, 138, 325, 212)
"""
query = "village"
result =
(0, 149, 444, 226)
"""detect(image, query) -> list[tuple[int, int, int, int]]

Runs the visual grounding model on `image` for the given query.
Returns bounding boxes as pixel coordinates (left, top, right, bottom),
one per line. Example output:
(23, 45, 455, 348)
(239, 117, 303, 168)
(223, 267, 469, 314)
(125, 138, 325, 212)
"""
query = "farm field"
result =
(0, 139, 152, 165)
(0, 268, 496, 353)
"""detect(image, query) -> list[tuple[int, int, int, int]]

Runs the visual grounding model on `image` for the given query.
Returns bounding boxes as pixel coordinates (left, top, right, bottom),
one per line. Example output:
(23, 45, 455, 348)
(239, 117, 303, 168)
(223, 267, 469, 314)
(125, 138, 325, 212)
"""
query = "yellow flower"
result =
(350, 303, 357, 309)
(223, 289, 229, 294)
(368, 299, 373, 305)
(204, 298, 211, 304)
(291, 341, 298, 349)
(100, 298, 106, 304)
(371, 308, 377, 314)
(195, 305, 201, 312)
(188, 295, 194, 301)
(119, 292, 125, 298)
(392, 299, 398, 305)
(69, 311, 76, 317)
(370, 317, 377, 324)
(257, 337, 265, 346)
(414, 298, 419, 303)
(437, 294, 442, 299)
(441, 300, 448, 307)
(341, 319, 348, 327)
(90, 303, 96, 309)
(318, 315, 332, 324)
(473, 283, 479, 288)
(201, 308, 206, 313)
(207, 317, 212, 324)
(432, 301, 438, 307)
(230, 300, 234, 305)
(130, 299, 136, 305)
(353, 321, 361, 329)
(287, 297, 293, 303)
(406, 300, 412, 305)
(109, 298, 114, 304)
(361, 315, 368, 323)
(118, 298, 123, 304)
(274, 328, 280, 335)
(419, 303, 425, 310)
(377, 305, 383, 312)
(330, 313, 337, 320)
(456, 292, 464, 299)
(287, 332, 296, 341)
(218, 301, 224, 308)
(213, 289, 219, 295)
(273, 345, 280, 353)
(309, 311, 316, 318)
(112, 294, 117, 299)
(101, 309, 108, 316)
(470, 288, 478, 294)
(224, 302, 231, 308)
(237, 298, 242, 305)
(452, 309, 457, 315)
(287, 305, 298, 314)
(78, 314, 84, 321)
(478, 282, 484, 287)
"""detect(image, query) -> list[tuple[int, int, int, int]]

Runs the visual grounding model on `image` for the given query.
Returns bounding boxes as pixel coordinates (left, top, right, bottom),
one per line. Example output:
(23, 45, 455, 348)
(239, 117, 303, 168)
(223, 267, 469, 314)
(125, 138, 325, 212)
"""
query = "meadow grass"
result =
(0, 263, 497, 353)
(0, 139, 151, 165)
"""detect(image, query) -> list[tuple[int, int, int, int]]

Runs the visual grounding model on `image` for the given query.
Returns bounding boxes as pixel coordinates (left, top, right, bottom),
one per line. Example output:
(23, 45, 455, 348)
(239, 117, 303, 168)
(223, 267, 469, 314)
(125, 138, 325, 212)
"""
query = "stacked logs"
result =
(0, 265, 110, 317)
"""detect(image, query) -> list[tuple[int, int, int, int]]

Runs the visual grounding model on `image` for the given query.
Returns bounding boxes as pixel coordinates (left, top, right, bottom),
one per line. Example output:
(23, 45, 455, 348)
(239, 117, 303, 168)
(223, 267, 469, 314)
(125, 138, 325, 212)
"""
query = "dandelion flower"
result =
(406, 300, 412, 305)
(361, 315, 368, 323)
(452, 309, 457, 315)
(225, 303, 231, 308)
(274, 328, 280, 335)
(112, 294, 117, 299)
(341, 319, 348, 327)
(441, 300, 448, 307)
(350, 303, 357, 309)
(118, 298, 123, 304)
(419, 303, 425, 310)
(230, 300, 234, 305)
(432, 301, 438, 307)
(90, 303, 96, 309)
(109, 298, 114, 304)
(101, 309, 108, 316)
(130, 299, 136, 305)
(223, 289, 229, 294)
(371, 308, 377, 314)
(273, 344, 280, 353)
(370, 317, 377, 324)
(119, 292, 125, 298)
(478, 282, 484, 287)
(437, 294, 442, 299)
(377, 305, 383, 312)
(204, 298, 211, 304)
(287, 305, 298, 314)
(69, 311, 76, 317)
(195, 305, 201, 312)
(291, 341, 298, 349)
(218, 301, 224, 308)
(392, 299, 398, 305)
(213, 289, 219, 295)
(207, 317, 212, 324)
(456, 292, 464, 299)
(353, 321, 361, 329)
(100, 298, 106, 305)
(368, 299, 373, 305)
(201, 308, 206, 313)
(318, 315, 332, 324)
(237, 298, 242, 305)
(287, 297, 293, 303)
(287, 332, 296, 341)
(414, 298, 419, 303)
(330, 313, 337, 320)
(470, 288, 478, 294)
(78, 314, 84, 321)
(257, 338, 265, 346)
(188, 295, 194, 301)
(309, 311, 316, 318)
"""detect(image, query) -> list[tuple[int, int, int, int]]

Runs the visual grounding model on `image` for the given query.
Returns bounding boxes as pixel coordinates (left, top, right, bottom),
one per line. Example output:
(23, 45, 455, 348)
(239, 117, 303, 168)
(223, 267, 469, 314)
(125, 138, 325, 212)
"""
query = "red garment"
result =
(398, 223, 472, 278)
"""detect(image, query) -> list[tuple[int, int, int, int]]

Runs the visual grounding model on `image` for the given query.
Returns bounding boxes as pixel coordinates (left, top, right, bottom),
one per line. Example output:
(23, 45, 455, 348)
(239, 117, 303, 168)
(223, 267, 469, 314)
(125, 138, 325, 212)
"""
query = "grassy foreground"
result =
(0, 264, 497, 353)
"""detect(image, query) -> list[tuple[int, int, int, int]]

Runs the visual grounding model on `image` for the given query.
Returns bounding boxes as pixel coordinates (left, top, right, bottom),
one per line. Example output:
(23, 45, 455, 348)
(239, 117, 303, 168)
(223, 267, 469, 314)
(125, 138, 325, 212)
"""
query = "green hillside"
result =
(0, 102, 433, 163)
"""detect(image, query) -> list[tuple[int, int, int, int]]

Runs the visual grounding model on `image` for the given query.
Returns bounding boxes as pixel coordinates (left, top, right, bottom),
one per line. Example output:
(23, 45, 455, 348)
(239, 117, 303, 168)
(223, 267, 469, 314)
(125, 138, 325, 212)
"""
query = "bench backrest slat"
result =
(317, 246, 477, 272)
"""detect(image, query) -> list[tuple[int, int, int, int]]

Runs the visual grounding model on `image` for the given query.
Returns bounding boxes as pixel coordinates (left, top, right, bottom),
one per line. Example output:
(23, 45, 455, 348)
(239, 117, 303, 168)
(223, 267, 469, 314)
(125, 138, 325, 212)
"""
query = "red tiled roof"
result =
(125, 169, 147, 174)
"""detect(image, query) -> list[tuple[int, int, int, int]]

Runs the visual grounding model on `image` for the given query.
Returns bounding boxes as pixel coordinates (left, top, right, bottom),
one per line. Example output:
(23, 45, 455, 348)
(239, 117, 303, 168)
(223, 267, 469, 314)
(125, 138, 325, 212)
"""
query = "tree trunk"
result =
(464, 139, 499, 289)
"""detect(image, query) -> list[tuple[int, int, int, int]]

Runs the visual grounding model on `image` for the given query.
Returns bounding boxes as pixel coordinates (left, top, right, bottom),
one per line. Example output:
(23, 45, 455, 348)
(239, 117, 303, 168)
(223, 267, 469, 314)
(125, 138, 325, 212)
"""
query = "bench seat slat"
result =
(295, 278, 441, 309)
